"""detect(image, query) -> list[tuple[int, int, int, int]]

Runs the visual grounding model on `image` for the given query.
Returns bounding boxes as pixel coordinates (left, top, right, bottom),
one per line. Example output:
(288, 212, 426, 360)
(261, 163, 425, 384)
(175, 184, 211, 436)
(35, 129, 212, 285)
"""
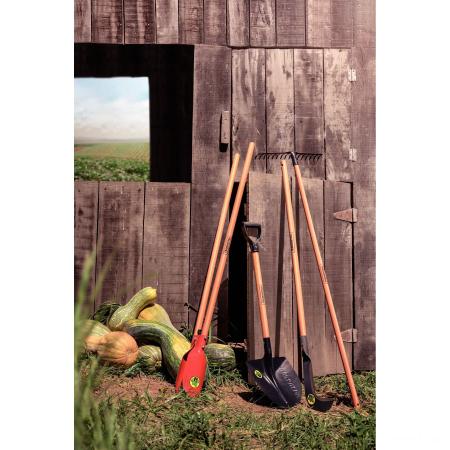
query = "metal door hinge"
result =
(348, 68, 357, 82)
(333, 208, 358, 223)
(349, 148, 357, 161)
(335, 328, 358, 343)
(221, 111, 230, 144)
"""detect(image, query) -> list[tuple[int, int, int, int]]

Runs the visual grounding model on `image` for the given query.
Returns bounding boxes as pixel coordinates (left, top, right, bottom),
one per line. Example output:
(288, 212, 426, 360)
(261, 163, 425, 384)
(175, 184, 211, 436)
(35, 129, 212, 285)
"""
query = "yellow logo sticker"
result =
(307, 394, 316, 405)
(189, 376, 200, 388)
(254, 370, 263, 379)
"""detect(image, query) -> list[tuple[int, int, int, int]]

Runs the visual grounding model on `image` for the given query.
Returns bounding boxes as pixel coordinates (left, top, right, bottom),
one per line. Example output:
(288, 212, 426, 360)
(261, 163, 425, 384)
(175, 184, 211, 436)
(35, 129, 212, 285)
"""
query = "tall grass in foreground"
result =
(74, 253, 136, 450)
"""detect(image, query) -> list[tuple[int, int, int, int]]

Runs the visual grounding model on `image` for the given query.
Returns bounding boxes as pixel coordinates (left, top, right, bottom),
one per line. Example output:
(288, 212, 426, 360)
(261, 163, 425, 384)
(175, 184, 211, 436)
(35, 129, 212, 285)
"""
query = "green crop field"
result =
(74, 141, 150, 181)
(75, 141, 150, 162)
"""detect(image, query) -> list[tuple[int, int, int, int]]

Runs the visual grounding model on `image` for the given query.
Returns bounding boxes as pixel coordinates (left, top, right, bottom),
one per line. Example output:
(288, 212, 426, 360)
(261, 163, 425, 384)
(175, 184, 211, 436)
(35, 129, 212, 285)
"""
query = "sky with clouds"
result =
(74, 77, 149, 142)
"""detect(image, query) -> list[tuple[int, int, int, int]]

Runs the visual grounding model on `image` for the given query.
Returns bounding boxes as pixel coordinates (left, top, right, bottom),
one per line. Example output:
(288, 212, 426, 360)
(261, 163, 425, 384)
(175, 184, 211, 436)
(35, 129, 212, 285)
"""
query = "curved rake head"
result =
(175, 334, 208, 397)
(254, 152, 323, 164)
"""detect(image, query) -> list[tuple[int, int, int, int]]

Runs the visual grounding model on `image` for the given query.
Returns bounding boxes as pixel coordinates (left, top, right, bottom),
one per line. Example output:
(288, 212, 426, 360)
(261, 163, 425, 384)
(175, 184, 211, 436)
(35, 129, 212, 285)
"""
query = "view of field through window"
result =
(74, 77, 150, 181)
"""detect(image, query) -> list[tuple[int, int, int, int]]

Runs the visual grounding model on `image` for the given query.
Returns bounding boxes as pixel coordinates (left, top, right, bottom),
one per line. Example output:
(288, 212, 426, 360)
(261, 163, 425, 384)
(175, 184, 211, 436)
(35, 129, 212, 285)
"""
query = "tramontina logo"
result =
(307, 394, 316, 405)
(189, 376, 200, 388)
(254, 370, 263, 379)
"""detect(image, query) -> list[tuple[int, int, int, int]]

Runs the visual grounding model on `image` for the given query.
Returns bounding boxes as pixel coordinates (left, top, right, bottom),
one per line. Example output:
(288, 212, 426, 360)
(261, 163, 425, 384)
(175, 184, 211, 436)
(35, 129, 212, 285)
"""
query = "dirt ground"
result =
(93, 374, 356, 416)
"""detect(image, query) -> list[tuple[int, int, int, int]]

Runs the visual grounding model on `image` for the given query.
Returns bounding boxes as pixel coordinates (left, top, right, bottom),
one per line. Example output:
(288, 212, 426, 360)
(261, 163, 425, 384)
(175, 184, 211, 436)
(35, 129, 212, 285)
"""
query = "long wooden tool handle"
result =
(193, 153, 240, 335)
(251, 251, 270, 338)
(280, 161, 306, 337)
(201, 142, 255, 336)
(293, 164, 360, 408)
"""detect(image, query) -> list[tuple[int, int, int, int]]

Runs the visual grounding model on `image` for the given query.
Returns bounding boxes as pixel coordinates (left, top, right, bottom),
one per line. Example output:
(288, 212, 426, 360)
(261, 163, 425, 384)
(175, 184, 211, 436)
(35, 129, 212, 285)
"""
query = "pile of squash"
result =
(83, 287, 236, 379)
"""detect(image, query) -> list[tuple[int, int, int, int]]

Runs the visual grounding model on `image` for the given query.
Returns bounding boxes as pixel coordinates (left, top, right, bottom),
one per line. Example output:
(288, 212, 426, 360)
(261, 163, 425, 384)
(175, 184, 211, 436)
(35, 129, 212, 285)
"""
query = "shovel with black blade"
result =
(281, 160, 334, 412)
(242, 222, 301, 409)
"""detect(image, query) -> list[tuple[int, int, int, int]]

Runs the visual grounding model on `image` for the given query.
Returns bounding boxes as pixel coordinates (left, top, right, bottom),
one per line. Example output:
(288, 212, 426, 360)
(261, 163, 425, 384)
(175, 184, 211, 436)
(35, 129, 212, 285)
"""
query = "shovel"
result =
(175, 142, 256, 397)
(281, 160, 334, 412)
(175, 153, 240, 394)
(242, 222, 301, 408)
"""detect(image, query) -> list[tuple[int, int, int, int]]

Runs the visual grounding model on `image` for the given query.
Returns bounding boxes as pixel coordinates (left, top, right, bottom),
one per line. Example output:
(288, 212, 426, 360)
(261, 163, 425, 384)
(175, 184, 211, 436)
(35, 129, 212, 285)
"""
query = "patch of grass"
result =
(75, 156, 149, 181)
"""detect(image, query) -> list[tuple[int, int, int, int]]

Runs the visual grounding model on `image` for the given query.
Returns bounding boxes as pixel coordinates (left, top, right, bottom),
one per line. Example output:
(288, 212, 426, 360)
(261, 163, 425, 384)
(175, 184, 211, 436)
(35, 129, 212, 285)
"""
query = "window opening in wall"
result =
(74, 77, 150, 181)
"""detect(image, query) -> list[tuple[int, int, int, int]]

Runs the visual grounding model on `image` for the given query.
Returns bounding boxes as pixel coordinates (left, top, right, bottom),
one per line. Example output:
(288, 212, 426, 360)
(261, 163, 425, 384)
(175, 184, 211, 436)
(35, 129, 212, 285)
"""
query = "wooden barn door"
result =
(247, 172, 355, 376)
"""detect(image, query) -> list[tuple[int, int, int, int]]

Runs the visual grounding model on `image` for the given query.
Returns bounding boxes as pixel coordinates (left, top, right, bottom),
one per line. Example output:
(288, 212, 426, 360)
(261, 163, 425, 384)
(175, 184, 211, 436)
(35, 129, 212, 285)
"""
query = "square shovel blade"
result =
(247, 356, 301, 408)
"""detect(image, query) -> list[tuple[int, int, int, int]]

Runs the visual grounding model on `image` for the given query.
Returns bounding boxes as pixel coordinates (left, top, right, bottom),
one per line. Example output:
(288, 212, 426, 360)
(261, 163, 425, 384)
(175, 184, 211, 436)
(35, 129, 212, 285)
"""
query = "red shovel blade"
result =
(175, 334, 208, 397)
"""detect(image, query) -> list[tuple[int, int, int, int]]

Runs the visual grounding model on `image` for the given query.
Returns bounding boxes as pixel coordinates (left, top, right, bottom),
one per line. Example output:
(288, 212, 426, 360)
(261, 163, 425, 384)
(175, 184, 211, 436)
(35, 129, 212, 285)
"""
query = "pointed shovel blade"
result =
(175, 335, 208, 397)
(300, 337, 334, 412)
(247, 356, 301, 408)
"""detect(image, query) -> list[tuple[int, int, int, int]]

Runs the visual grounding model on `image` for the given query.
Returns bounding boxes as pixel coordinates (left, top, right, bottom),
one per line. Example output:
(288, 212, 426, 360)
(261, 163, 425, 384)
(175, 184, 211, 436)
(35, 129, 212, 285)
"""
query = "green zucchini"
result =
(124, 320, 190, 380)
(108, 287, 157, 331)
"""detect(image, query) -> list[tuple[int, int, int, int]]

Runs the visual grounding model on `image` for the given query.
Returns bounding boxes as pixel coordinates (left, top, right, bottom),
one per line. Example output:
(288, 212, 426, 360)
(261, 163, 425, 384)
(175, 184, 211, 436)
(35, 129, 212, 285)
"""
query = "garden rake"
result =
(281, 160, 333, 412)
(175, 142, 255, 397)
(257, 151, 360, 408)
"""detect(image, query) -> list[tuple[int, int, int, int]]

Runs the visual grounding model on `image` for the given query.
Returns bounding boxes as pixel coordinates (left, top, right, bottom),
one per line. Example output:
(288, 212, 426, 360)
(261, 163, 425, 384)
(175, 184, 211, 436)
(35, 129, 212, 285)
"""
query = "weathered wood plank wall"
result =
(76, 0, 356, 48)
(74, 181, 99, 313)
(188, 46, 231, 330)
(74, 181, 190, 329)
(352, 0, 375, 370)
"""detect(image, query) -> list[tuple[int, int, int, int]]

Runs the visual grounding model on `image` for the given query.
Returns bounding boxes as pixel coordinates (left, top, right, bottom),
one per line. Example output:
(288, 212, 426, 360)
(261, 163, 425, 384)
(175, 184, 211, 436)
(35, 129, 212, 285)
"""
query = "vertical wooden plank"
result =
(143, 183, 190, 329)
(232, 49, 266, 176)
(331, 0, 353, 47)
(75, 181, 99, 312)
(248, 172, 295, 370)
(124, 0, 156, 43)
(324, 49, 353, 182)
(189, 46, 231, 330)
(294, 49, 325, 179)
(179, 0, 203, 44)
(92, 0, 124, 43)
(276, 0, 306, 47)
(75, 0, 91, 42)
(250, 0, 276, 47)
(352, 46, 375, 370)
(265, 49, 294, 173)
(324, 180, 353, 373)
(295, 178, 328, 375)
(156, 0, 179, 43)
(96, 182, 144, 307)
(306, 0, 331, 47)
(204, 0, 227, 45)
(354, 0, 375, 48)
(306, 0, 353, 48)
(228, 0, 249, 47)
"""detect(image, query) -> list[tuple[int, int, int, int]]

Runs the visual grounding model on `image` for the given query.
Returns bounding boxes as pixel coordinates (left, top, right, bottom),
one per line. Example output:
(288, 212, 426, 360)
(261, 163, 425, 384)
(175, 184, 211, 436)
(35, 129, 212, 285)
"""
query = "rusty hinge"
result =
(349, 148, 357, 161)
(220, 111, 230, 144)
(333, 208, 358, 223)
(348, 68, 357, 82)
(335, 328, 358, 343)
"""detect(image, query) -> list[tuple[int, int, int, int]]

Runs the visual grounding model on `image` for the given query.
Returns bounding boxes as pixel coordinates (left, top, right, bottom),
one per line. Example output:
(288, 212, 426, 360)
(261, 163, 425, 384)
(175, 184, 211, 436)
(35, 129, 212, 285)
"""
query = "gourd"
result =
(138, 304, 176, 330)
(83, 320, 111, 351)
(205, 343, 236, 371)
(83, 319, 110, 337)
(138, 345, 162, 371)
(108, 287, 157, 331)
(92, 303, 120, 325)
(124, 320, 190, 380)
(95, 331, 139, 367)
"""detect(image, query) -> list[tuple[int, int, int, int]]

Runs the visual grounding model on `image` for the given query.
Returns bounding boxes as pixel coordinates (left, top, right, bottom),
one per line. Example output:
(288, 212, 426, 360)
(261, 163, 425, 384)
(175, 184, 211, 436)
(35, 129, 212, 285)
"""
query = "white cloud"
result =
(74, 78, 150, 141)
